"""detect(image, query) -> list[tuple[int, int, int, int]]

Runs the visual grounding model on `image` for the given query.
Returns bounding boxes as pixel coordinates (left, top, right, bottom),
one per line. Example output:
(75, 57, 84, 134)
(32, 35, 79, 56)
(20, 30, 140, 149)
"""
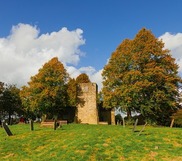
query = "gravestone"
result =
(122, 117, 125, 127)
(170, 118, 174, 128)
(138, 122, 147, 136)
(2, 122, 13, 136)
(30, 120, 34, 131)
(133, 119, 138, 132)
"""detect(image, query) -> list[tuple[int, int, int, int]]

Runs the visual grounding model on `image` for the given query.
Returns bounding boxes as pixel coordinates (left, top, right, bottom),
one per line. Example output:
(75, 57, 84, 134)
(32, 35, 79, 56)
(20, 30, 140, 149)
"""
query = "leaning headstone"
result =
(138, 122, 147, 136)
(122, 117, 125, 127)
(170, 118, 174, 128)
(133, 119, 138, 132)
(2, 122, 13, 136)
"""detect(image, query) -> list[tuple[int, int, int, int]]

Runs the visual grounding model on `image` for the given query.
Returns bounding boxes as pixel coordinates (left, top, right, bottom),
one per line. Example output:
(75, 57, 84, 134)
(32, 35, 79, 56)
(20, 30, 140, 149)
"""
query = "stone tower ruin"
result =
(76, 83, 99, 124)
(76, 82, 115, 125)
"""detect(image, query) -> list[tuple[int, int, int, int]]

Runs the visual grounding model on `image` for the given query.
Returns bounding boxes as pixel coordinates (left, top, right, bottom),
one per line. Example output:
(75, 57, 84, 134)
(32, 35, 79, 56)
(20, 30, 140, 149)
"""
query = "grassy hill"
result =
(0, 123, 181, 161)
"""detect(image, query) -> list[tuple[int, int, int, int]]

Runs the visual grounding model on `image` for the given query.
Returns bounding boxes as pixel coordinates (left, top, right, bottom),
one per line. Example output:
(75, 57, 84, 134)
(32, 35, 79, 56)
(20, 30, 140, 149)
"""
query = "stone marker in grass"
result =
(122, 117, 125, 127)
(170, 118, 174, 128)
(30, 120, 34, 131)
(2, 122, 13, 136)
(138, 122, 147, 136)
(133, 119, 138, 132)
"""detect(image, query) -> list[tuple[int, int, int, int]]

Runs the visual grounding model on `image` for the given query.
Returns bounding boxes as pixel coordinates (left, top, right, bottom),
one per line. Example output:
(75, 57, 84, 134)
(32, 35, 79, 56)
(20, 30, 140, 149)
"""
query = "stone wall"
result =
(76, 83, 99, 124)
(98, 107, 116, 125)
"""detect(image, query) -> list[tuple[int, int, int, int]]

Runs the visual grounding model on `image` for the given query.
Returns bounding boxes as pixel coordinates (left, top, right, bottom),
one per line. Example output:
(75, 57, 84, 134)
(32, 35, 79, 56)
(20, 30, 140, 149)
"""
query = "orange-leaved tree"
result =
(67, 73, 91, 107)
(171, 109, 182, 126)
(76, 73, 91, 83)
(67, 78, 77, 107)
(102, 28, 182, 125)
(20, 57, 69, 119)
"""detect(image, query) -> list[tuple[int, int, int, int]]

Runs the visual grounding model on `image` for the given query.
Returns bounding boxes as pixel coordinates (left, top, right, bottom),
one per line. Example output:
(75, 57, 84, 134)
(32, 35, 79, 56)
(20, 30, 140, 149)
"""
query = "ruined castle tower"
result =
(76, 83, 99, 124)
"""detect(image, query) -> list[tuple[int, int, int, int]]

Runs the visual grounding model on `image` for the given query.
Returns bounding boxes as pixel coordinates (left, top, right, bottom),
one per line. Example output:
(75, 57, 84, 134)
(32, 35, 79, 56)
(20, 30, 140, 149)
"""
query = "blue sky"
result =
(0, 0, 182, 89)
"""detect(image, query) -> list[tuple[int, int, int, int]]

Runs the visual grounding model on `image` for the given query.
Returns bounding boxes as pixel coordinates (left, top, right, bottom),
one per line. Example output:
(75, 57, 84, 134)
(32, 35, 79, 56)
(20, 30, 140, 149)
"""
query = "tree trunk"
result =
(8, 111, 12, 125)
(127, 109, 131, 119)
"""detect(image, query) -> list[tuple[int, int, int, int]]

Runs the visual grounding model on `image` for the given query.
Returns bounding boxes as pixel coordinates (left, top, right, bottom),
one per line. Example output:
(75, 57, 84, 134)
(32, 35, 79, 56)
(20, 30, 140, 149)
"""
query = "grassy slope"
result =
(0, 124, 181, 161)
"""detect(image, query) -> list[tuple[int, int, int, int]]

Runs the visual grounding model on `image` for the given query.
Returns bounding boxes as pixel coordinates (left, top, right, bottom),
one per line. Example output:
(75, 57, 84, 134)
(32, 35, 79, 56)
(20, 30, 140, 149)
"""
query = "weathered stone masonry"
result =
(76, 83, 99, 124)
(76, 83, 115, 125)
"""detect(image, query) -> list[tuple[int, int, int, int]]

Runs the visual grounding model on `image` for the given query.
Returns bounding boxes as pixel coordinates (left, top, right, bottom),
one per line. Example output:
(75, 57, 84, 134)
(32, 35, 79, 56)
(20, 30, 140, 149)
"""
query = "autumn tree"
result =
(67, 73, 90, 107)
(20, 57, 69, 119)
(76, 73, 91, 83)
(171, 109, 182, 126)
(102, 28, 182, 125)
(67, 78, 77, 107)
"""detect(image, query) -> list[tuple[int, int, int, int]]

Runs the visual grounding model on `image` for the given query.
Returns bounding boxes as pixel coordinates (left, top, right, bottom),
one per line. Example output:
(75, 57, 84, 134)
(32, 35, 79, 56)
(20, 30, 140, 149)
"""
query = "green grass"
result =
(0, 123, 181, 161)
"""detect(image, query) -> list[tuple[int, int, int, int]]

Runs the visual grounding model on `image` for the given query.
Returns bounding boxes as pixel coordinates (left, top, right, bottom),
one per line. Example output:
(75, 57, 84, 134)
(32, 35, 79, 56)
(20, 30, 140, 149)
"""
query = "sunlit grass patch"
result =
(0, 123, 181, 160)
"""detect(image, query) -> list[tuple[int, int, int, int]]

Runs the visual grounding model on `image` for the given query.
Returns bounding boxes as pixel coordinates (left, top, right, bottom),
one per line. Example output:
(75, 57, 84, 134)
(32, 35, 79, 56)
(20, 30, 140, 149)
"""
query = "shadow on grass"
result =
(137, 133, 150, 136)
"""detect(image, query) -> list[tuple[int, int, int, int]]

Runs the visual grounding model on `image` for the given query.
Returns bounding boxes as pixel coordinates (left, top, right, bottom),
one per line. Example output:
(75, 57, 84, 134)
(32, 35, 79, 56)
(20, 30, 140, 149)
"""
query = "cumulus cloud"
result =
(78, 67, 103, 91)
(159, 32, 182, 73)
(0, 23, 104, 90)
(0, 23, 85, 86)
(66, 65, 103, 91)
(90, 69, 103, 91)
(4, 24, 182, 92)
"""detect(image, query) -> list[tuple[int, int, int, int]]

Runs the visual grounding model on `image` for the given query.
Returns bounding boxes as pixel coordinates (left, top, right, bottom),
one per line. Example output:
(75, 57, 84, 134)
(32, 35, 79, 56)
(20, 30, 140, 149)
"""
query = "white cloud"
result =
(89, 69, 103, 91)
(0, 23, 85, 87)
(0, 23, 104, 90)
(78, 66, 103, 90)
(66, 65, 103, 91)
(159, 32, 182, 73)
(79, 66, 96, 75)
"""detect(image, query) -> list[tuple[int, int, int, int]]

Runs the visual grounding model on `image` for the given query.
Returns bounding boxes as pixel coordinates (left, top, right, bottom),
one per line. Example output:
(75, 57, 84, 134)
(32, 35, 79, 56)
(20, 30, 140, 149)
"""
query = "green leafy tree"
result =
(0, 82, 5, 112)
(20, 57, 69, 119)
(102, 28, 182, 125)
(0, 84, 22, 124)
(0, 82, 4, 92)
